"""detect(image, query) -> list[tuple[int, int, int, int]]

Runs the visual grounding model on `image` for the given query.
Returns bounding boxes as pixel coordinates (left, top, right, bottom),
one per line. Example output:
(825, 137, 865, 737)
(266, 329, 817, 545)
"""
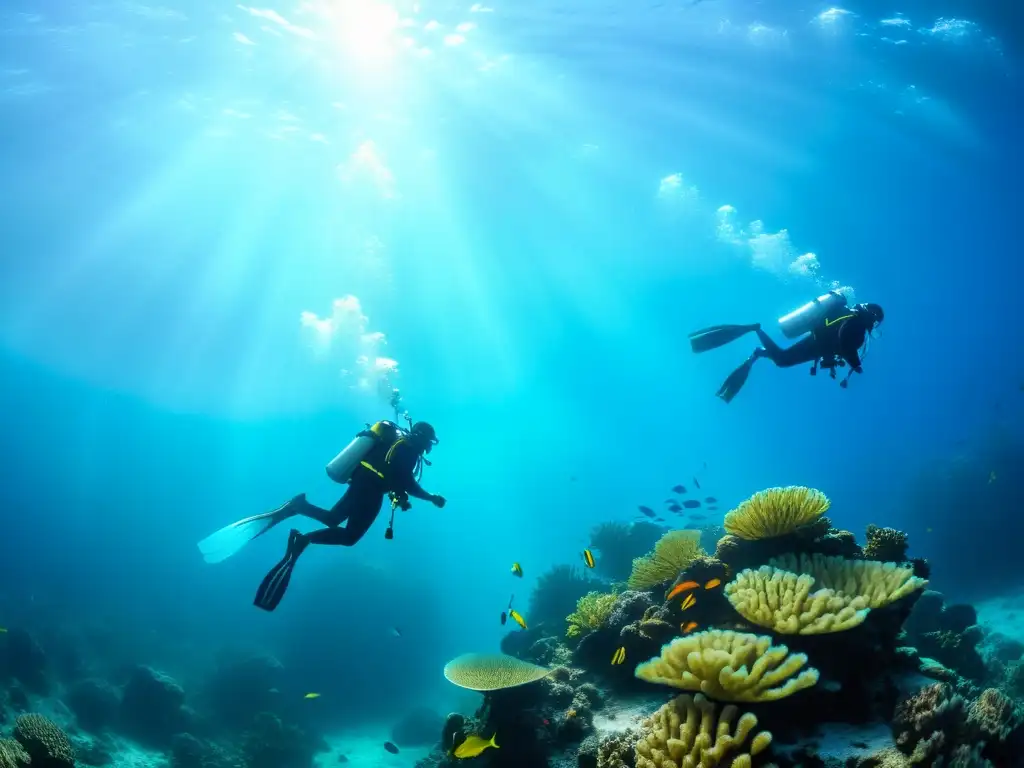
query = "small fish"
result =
(672, 484, 686, 494)
(926, 527, 933, 533)
(704, 496, 717, 503)
(383, 742, 400, 754)
(664, 498, 675, 504)
(682, 621, 698, 634)
(304, 692, 321, 699)
(338, 756, 349, 764)
(508, 608, 528, 630)
(682, 499, 702, 509)
(268, 688, 280, 694)
(667, 580, 699, 600)
(542, 718, 549, 726)
(668, 503, 683, 512)
(582, 549, 596, 568)
(0, 628, 6, 633)
(638, 505, 657, 518)
(654, 516, 666, 522)
(511, 562, 523, 577)
(454, 733, 499, 759)
(989, 471, 997, 484)
(688, 514, 707, 520)
(681, 594, 697, 611)
(570, 475, 577, 482)
(704, 578, 721, 590)
(706, 507, 719, 512)
(693, 477, 701, 490)
(391, 627, 402, 638)
(611, 646, 626, 665)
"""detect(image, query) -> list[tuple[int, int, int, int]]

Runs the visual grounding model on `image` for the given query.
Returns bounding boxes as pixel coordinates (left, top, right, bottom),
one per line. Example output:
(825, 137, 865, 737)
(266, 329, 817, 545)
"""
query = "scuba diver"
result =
(196, 419, 445, 612)
(688, 291, 884, 403)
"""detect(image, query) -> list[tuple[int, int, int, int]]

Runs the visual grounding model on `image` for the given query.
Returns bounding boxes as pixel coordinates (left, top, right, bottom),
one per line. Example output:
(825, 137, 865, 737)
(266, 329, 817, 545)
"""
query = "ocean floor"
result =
(318, 731, 433, 767)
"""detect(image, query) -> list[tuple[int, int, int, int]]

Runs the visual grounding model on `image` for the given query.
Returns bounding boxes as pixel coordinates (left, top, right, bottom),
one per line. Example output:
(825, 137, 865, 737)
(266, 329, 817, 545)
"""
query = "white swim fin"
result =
(198, 494, 306, 564)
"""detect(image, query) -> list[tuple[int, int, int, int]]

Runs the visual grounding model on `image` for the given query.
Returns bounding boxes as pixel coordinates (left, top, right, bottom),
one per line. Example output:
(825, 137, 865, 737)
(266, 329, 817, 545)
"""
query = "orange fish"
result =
(681, 594, 696, 611)
(704, 578, 721, 590)
(667, 581, 699, 600)
(682, 621, 698, 634)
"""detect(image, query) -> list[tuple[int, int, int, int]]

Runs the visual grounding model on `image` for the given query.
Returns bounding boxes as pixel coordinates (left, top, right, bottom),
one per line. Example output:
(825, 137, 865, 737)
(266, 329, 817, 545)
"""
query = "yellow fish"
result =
(582, 549, 596, 569)
(681, 594, 696, 611)
(454, 733, 499, 759)
(611, 646, 626, 665)
(511, 562, 523, 577)
(303, 693, 321, 699)
(704, 578, 721, 590)
(508, 608, 528, 630)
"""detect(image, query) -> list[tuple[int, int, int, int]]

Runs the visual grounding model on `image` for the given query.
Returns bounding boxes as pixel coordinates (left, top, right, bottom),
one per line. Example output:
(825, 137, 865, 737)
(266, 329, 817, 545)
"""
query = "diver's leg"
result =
(754, 330, 820, 368)
(293, 489, 356, 528)
(306, 493, 386, 547)
(253, 530, 310, 612)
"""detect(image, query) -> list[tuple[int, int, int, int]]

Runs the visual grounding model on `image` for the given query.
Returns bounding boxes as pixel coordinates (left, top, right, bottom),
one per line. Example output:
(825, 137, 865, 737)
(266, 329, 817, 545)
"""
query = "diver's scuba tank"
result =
(778, 290, 848, 339)
(325, 420, 405, 484)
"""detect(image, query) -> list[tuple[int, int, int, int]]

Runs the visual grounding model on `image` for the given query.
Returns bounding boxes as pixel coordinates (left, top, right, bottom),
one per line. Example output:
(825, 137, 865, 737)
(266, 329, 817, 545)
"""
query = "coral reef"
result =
(634, 630, 819, 702)
(723, 486, 830, 540)
(862, 524, 909, 563)
(12, 714, 75, 768)
(627, 530, 704, 591)
(634, 693, 772, 768)
(901, 590, 986, 680)
(567, 591, 620, 638)
(590, 522, 664, 582)
(0, 739, 29, 768)
(120, 665, 189, 747)
(240, 712, 325, 768)
(529, 565, 603, 632)
(66, 678, 121, 732)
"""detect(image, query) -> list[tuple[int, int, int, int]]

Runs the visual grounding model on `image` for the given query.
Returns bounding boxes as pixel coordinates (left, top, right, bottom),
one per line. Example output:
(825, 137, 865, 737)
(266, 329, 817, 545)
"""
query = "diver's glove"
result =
(430, 494, 447, 508)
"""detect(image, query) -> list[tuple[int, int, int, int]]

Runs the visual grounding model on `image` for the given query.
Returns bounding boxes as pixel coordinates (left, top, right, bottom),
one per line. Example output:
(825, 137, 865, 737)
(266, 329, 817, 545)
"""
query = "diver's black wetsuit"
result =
(303, 439, 432, 547)
(754, 307, 870, 369)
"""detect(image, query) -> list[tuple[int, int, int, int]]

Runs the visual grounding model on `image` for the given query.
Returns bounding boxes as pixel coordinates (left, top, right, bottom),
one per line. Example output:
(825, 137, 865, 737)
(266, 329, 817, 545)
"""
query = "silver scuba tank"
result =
(778, 290, 848, 339)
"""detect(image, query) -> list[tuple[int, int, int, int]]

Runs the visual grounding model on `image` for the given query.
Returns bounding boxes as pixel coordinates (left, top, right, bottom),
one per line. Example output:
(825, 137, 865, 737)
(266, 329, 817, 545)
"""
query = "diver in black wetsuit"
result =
(252, 421, 446, 612)
(688, 293, 884, 403)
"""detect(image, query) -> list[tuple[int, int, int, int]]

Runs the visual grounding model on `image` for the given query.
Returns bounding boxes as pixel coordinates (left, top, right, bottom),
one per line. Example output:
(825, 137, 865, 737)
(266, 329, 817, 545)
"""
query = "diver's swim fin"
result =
(197, 494, 307, 564)
(716, 355, 758, 404)
(254, 530, 309, 612)
(688, 324, 760, 354)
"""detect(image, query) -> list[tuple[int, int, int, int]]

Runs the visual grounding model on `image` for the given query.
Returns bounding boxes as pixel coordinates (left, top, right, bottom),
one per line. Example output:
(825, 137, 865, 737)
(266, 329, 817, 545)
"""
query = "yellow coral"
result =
(724, 565, 871, 635)
(628, 530, 705, 591)
(566, 591, 619, 638)
(768, 553, 927, 609)
(0, 739, 29, 768)
(634, 692, 772, 768)
(723, 486, 830, 540)
(633, 629, 819, 703)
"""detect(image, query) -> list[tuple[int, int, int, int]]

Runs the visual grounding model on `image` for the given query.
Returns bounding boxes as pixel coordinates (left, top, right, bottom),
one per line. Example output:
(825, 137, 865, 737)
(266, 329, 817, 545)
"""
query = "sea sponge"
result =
(724, 565, 871, 635)
(628, 530, 705, 591)
(862, 524, 909, 562)
(634, 692, 772, 768)
(567, 591, 620, 638)
(723, 486, 830, 540)
(0, 740, 29, 768)
(13, 713, 75, 768)
(443, 653, 553, 691)
(633, 629, 819, 703)
(768, 553, 927, 609)
(892, 683, 966, 758)
(597, 728, 638, 768)
(967, 688, 1022, 743)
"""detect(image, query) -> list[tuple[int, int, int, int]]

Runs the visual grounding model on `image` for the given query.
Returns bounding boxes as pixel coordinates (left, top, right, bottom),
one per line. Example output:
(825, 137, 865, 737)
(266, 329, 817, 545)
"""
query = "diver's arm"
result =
(391, 444, 446, 506)
(839, 321, 866, 370)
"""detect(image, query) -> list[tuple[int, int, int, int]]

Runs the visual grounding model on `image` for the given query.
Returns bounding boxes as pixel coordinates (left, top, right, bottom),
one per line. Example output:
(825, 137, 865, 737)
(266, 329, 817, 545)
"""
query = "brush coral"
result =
(723, 486, 830, 540)
(567, 591, 620, 638)
(628, 530, 705, 591)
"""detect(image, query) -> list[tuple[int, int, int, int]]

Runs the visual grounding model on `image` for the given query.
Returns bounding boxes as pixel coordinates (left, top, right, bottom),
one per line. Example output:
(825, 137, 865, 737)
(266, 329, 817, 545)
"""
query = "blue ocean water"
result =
(1, 0, 1022, 765)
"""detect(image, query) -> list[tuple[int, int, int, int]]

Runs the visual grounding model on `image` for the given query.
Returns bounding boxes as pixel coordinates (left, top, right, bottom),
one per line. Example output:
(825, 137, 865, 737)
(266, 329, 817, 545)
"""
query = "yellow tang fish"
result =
(681, 594, 696, 611)
(511, 562, 523, 577)
(610, 647, 626, 665)
(582, 549, 596, 569)
(508, 608, 528, 630)
(303, 693, 321, 699)
(454, 733, 499, 759)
